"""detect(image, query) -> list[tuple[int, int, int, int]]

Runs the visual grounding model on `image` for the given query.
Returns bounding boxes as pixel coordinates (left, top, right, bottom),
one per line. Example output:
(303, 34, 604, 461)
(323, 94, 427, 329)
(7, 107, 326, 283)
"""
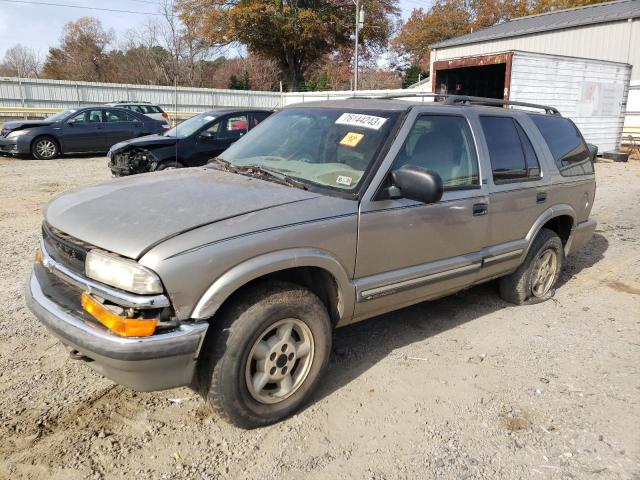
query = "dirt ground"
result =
(0, 156, 638, 480)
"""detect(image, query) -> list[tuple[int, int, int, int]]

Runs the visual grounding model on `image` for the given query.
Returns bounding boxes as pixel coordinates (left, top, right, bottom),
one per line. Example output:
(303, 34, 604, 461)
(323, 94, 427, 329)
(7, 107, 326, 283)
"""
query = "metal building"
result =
(429, 0, 640, 151)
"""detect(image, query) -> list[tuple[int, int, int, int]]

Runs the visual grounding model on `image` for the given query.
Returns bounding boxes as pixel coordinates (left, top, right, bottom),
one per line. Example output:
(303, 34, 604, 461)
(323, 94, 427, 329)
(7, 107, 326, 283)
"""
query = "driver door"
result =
(60, 109, 105, 153)
(352, 109, 490, 322)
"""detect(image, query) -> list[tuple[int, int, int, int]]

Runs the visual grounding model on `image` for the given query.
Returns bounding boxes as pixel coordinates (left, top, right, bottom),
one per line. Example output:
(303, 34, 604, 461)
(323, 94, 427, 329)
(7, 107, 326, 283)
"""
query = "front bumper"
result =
(26, 256, 209, 391)
(0, 137, 19, 155)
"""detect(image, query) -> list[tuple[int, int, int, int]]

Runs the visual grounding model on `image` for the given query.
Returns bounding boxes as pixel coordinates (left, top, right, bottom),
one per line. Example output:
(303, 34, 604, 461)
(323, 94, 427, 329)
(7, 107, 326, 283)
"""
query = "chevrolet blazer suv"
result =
(26, 95, 597, 428)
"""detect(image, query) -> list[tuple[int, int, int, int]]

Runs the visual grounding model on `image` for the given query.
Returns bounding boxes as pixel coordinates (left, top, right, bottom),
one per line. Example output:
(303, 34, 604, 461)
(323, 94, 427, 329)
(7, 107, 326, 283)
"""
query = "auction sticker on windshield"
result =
(336, 113, 387, 130)
(339, 132, 364, 148)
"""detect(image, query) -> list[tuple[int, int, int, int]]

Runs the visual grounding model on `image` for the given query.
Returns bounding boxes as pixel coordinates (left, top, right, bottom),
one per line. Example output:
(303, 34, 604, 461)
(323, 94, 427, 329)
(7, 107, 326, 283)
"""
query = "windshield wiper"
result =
(238, 165, 308, 190)
(211, 158, 308, 190)
(212, 157, 237, 172)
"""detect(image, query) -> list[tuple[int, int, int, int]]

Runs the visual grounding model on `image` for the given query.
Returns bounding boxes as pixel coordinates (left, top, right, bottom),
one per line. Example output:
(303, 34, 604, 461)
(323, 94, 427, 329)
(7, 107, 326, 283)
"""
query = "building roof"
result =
(432, 0, 640, 49)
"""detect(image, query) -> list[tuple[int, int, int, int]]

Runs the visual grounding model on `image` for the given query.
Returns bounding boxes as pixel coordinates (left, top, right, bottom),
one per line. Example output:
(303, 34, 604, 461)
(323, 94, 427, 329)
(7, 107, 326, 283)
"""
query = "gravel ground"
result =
(0, 156, 639, 480)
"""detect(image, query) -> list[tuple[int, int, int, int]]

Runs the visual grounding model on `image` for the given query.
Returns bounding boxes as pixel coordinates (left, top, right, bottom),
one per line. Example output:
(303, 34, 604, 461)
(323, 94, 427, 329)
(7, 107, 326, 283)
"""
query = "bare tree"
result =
(0, 44, 41, 78)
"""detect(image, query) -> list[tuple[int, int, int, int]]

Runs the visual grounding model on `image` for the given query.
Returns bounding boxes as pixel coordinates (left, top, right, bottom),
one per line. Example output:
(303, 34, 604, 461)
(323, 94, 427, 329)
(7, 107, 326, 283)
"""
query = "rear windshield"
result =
(528, 115, 594, 176)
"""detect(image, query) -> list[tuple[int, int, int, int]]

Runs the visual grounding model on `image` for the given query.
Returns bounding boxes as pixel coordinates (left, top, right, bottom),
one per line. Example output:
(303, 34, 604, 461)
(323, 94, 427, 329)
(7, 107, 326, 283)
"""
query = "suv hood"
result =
(109, 134, 176, 153)
(44, 167, 320, 259)
(3, 119, 53, 131)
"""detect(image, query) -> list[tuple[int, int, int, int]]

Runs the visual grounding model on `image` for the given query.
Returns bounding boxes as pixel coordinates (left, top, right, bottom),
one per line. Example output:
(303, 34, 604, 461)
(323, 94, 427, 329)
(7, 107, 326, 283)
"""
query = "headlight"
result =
(7, 130, 30, 139)
(85, 250, 163, 294)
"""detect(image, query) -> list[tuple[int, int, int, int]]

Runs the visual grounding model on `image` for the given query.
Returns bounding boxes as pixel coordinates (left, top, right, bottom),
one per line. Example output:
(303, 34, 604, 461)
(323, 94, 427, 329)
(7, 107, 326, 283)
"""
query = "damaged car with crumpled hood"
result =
(107, 109, 271, 176)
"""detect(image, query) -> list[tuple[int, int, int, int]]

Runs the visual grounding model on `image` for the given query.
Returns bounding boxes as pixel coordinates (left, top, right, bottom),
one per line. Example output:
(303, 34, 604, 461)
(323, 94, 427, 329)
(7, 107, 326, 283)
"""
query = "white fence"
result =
(0, 76, 409, 113)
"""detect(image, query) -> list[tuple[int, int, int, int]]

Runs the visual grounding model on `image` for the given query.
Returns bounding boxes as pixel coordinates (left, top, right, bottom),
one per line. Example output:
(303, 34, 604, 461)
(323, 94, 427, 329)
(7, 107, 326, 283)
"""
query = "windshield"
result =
(164, 113, 216, 138)
(46, 109, 77, 122)
(219, 108, 400, 191)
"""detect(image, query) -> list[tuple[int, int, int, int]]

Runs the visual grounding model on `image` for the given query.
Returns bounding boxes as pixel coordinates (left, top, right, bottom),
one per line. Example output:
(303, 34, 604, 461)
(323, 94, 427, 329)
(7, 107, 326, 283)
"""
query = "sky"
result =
(0, 0, 429, 61)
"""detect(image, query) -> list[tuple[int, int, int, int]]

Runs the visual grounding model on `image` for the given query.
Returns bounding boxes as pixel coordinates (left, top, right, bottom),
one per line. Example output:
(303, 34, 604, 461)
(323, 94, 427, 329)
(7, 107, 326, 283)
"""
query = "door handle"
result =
(537, 192, 547, 204)
(473, 203, 488, 216)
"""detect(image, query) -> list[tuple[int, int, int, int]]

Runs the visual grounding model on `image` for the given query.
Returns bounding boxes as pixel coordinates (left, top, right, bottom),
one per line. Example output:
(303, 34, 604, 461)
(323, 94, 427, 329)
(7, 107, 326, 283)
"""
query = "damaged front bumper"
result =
(25, 242, 209, 391)
(108, 148, 155, 176)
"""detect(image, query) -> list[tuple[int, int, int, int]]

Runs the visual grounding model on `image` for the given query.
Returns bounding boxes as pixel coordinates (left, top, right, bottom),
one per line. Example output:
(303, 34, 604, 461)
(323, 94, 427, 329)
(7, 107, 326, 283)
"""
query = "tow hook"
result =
(69, 349, 93, 362)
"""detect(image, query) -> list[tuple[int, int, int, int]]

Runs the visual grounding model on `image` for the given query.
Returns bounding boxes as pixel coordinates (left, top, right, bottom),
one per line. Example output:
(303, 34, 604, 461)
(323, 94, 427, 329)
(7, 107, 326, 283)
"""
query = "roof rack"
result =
(444, 95, 560, 115)
(348, 92, 560, 115)
(349, 92, 449, 101)
(110, 100, 152, 104)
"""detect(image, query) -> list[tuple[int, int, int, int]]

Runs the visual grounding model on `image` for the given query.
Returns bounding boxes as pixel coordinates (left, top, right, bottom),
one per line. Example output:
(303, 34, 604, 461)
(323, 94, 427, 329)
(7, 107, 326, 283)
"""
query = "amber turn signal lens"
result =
(81, 292, 157, 337)
(35, 247, 43, 264)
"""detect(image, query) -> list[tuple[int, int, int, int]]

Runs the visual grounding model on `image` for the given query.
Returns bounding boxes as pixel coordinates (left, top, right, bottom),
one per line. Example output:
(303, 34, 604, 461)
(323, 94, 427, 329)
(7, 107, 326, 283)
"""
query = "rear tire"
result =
(498, 228, 564, 305)
(196, 282, 332, 429)
(31, 136, 59, 160)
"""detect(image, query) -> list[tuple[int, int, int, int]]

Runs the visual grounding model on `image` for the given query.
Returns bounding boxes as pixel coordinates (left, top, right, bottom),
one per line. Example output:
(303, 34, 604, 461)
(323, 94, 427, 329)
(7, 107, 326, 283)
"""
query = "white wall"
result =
(431, 18, 640, 81)
(510, 52, 631, 151)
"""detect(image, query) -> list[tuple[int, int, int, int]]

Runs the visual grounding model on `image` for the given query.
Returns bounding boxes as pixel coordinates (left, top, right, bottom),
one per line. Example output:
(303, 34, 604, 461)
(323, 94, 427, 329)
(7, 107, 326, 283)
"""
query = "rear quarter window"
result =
(528, 115, 594, 176)
(141, 105, 162, 114)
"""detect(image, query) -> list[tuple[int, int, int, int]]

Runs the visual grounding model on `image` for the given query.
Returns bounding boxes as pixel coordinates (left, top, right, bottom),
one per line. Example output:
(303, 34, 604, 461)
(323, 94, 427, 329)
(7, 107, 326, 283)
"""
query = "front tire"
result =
(197, 282, 332, 429)
(155, 160, 182, 171)
(31, 136, 59, 160)
(499, 228, 564, 305)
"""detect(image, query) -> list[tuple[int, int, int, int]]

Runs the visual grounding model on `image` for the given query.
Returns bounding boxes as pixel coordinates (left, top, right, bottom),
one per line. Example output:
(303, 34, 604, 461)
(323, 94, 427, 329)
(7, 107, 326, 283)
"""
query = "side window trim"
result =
(513, 119, 541, 179)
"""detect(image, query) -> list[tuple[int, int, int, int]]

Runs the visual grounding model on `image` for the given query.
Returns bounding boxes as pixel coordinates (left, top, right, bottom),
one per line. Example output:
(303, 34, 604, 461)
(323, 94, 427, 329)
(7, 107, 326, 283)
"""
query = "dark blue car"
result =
(0, 106, 168, 159)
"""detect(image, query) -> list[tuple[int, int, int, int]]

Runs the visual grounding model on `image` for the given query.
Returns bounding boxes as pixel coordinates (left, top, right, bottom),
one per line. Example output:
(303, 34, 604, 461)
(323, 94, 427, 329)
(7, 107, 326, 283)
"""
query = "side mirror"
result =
(386, 164, 443, 204)
(199, 131, 216, 140)
(587, 143, 598, 162)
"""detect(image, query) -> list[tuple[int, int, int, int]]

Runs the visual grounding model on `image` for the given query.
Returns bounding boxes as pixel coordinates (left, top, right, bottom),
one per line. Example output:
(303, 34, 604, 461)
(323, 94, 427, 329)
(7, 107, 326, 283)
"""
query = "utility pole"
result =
(353, 0, 364, 92)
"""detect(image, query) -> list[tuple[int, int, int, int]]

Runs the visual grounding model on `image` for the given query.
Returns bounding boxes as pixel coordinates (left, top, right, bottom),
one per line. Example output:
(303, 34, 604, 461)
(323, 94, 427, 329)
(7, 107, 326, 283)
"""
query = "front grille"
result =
(0, 129, 9, 138)
(114, 153, 131, 168)
(42, 222, 93, 275)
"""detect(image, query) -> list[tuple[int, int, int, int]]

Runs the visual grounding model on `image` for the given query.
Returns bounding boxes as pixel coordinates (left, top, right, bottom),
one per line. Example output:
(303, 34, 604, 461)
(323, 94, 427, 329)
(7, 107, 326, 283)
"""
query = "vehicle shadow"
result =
(557, 232, 608, 288)
(312, 233, 609, 406)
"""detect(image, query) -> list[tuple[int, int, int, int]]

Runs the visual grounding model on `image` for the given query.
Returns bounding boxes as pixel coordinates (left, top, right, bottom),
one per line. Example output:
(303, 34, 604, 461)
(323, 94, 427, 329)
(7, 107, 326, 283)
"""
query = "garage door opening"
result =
(435, 64, 506, 99)
(432, 53, 513, 100)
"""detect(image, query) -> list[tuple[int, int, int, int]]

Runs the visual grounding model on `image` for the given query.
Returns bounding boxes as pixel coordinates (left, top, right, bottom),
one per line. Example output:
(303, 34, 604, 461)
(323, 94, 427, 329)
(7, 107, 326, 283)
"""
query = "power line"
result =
(117, 0, 165, 5)
(0, 0, 164, 15)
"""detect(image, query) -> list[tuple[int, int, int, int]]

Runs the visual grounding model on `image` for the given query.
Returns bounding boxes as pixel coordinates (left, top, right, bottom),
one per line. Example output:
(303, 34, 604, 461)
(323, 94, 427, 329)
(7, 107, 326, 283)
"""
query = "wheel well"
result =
(31, 135, 60, 153)
(541, 215, 573, 245)
(218, 267, 342, 327)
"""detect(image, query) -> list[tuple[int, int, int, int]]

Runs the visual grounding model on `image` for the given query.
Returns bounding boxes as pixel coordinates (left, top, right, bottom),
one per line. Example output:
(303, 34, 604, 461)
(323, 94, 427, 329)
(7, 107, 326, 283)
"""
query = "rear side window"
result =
(251, 111, 271, 127)
(105, 109, 138, 123)
(480, 116, 540, 183)
(140, 105, 162, 114)
(528, 115, 594, 176)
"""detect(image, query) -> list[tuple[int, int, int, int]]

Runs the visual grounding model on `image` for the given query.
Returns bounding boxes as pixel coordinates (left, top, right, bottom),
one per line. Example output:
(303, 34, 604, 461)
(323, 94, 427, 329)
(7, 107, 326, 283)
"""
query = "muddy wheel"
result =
(31, 137, 59, 160)
(499, 228, 564, 305)
(196, 282, 332, 429)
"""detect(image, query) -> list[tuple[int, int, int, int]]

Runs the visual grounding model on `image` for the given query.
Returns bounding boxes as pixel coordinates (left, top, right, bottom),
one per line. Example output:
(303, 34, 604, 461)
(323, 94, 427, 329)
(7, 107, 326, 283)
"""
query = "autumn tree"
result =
(0, 44, 41, 78)
(177, 0, 399, 90)
(392, 0, 612, 71)
(43, 17, 113, 81)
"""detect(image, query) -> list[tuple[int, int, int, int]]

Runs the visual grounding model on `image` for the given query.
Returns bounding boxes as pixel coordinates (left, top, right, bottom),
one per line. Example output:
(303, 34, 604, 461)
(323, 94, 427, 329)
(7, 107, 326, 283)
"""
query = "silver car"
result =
(26, 96, 597, 428)
(106, 101, 170, 127)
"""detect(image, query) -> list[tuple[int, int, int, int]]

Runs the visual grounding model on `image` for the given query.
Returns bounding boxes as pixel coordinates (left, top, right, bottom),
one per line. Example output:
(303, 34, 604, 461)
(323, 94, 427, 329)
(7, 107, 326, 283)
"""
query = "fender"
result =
(524, 204, 576, 257)
(190, 248, 355, 322)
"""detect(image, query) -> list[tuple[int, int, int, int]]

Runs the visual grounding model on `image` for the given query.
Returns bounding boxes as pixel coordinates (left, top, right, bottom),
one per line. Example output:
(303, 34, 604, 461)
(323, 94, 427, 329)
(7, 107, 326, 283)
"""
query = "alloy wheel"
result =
(35, 139, 57, 159)
(531, 248, 558, 297)
(245, 318, 315, 404)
